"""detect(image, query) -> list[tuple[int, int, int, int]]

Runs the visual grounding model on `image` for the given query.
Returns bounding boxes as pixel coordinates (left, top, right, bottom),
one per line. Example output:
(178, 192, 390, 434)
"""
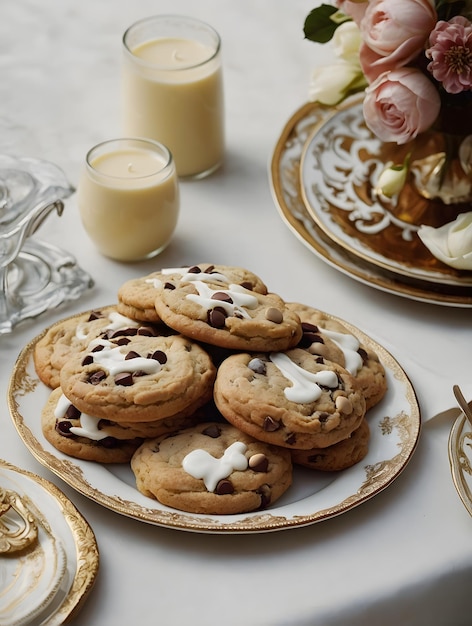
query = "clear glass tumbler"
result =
(78, 138, 179, 262)
(122, 15, 225, 179)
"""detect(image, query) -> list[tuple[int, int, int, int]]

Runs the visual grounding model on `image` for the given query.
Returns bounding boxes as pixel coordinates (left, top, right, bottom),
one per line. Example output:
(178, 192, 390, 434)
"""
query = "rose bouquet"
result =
(304, 0, 472, 145)
(304, 0, 472, 269)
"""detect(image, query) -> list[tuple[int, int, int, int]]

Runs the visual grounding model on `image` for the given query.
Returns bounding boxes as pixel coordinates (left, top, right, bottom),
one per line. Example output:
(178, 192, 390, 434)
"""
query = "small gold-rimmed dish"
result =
(0, 459, 99, 625)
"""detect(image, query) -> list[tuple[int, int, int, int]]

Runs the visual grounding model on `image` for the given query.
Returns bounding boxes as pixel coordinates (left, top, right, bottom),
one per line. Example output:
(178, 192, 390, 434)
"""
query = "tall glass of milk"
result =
(78, 138, 179, 262)
(122, 16, 224, 179)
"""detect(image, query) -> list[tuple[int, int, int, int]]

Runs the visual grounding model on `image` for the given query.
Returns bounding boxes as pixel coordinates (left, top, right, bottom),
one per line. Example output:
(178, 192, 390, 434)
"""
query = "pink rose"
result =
(363, 67, 441, 144)
(360, 0, 437, 82)
(334, 1, 368, 26)
(426, 16, 472, 94)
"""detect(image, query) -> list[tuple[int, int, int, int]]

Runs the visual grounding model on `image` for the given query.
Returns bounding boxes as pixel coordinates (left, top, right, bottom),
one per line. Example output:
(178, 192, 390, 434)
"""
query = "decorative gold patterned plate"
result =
(0, 459, 98, 624)
(448, 413, 472, 518)
(300, 99, 472, 287)
(8, 310, 420, 534)
(270, 99, 472, 307)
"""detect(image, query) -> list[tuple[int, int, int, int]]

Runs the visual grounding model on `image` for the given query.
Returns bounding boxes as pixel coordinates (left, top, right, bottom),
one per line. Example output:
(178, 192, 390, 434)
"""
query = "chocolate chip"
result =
(257, 485, 271, 509)
(207, 306, 227, 328)
(263, 416, 280, 432)
(111, 327, 139, 338)
(216, 479, 234, 495)
(318, 413, 329, 423)
(56, 420, 73, 436)
(114, 372, 134, 386)
(188, 265, 201, 274)
(65, 404, 81, 420)
(81, 354, 93, 366)
(87, 310, 104, 321)
(206, 265, 215, 273)
(302, 322, 319, 333)
(137, 326, 157, 336)
(211, 291, 233, 303)
(149, 350, 167, 364)
(115, 337, 131, 345)
(248, 453, 269, 472)
(88, 370, 107, 385)
(299, 324, 324, 349)
(240, 281, 253, 290)
(285, 433, 297, 445)
(248, 358, 266, 375)
(202, 424, 222, 438)
(265, 307, 283, 324)
(91, 344, 105, 353)
(164, 281, 175, 290)
(358, 348, 368, 363)
(125, 350, 141, 360)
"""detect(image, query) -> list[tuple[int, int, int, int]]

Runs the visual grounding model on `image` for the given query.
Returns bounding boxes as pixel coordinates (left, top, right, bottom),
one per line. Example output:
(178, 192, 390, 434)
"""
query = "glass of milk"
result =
(122, 15, 224, 179)
(77, 138, 179, 262)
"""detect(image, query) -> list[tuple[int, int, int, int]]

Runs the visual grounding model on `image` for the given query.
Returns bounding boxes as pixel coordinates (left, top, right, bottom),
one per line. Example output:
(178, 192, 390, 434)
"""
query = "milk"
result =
(122, 17, 224, 178)
(78, 139, 179, 262)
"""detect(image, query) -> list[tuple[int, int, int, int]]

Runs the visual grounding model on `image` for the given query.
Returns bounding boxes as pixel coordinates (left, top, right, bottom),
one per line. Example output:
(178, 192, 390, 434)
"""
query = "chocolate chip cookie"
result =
(34, 306, 163, 389)
(59, 333, 216, 423)
(214, 349, 366, 449)
(291, 418, 370, 471)
(287, 303, 387, 410)
(117, 263, 269, 322)
(131, 421, 293, 515)
(153, 272, 302, 351)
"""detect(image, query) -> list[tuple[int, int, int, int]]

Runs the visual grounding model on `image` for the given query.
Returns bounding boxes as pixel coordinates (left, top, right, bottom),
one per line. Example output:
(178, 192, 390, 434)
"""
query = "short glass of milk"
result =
(77, 138, 179, 262)
(122, 15, 224, 179)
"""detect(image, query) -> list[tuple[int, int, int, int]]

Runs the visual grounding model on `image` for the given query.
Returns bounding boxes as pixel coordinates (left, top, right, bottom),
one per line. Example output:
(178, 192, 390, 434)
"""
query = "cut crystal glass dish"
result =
(0, 155, 93, 334)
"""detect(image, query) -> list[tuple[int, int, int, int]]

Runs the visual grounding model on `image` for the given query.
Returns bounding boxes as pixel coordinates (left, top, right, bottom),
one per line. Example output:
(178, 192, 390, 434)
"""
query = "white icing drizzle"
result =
(320, 328, 363, 375)
(87, 340, 162, 376)
(145, 267, 230, 289)
(182, 441, 248, 492)
(75, 310, 139, 340)
(269, 352, 339, 403)
(186, 281, 257, 318)
(54, 393, 113, 441)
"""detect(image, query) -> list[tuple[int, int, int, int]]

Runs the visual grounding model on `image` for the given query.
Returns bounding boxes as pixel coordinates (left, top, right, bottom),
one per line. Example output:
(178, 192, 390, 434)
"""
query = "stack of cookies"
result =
(34, 264, 387, 515)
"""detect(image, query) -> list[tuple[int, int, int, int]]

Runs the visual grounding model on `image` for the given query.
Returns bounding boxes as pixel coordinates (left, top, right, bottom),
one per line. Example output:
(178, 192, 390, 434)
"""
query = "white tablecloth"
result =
(1, 1, 471, 625)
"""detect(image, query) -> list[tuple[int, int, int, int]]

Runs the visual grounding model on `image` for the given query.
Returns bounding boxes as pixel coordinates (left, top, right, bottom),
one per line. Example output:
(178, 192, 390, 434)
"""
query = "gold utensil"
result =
(452, 385, 472, 427)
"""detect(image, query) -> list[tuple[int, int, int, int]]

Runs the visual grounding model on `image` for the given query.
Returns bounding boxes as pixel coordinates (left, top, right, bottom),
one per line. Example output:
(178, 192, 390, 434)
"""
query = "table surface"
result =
(1, 1, 471, 625)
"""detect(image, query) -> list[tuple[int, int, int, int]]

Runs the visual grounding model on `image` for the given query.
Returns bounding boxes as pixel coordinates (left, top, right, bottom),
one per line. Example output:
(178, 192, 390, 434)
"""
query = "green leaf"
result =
(303, 5, 340, 44)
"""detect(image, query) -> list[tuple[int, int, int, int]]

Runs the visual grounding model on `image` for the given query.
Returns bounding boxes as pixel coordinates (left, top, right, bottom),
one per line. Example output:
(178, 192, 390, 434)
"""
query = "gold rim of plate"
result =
(270, 99, 472, 307)
(448, 414, 472, 517)
(7, 309, 420, 534)
(0, 458, 99, 624)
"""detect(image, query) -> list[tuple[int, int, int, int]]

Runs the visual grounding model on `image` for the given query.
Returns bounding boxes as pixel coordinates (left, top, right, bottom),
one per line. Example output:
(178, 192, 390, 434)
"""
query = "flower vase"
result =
(410, 131, 472, 206)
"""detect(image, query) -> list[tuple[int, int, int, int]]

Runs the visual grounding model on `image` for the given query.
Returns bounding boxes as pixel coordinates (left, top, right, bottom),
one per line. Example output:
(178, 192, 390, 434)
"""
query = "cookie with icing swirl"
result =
(131, 421, 292, 515)
(214, 349, 366, 450)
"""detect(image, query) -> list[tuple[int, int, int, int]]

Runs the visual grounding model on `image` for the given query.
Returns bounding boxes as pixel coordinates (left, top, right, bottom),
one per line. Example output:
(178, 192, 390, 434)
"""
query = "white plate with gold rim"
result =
(8, 310, 420, 534)
(449, 413, 472, 517)
(0, 459, 98, 625)
(270, 100, 472, 307)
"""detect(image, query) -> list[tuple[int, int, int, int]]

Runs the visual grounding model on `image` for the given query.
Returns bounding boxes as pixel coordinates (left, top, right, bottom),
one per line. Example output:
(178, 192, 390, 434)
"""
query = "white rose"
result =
(333, 21, 362, 60)
(417, 212, 472, 270)
(375, 157, 410, 198)
(309, 60, 365, 106)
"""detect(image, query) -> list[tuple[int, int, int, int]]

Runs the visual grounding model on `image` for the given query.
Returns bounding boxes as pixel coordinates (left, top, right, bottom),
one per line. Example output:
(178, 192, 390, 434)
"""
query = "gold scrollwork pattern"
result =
(0, 487, 38, 554)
